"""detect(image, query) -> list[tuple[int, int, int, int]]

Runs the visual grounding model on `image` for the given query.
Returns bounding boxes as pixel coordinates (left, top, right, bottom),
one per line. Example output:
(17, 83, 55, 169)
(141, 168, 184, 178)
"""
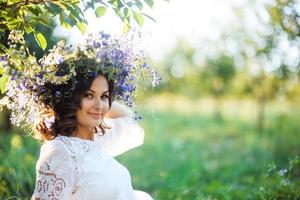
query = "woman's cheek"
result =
(104, 101, 110, 113)
(85, 99, 96, 109)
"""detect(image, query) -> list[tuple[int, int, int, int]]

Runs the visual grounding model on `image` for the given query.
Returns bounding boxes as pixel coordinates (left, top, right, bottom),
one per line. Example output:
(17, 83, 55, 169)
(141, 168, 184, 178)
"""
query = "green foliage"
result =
(155, 40, 204, 99)
(202, 55, 236, 97)
(133, 12, 144, 26)
(257, 157, 300, 200)
(267, 0, 300, 40)
(0, 0, 154, 51)
(95, 6, 107, 17)
(266, 112, 300, 164)
(0, 0, 85, 50)
(0, 74, 8, 93)
(207, 55, 236, 83)
(33, 31, 46, 50)
(76, 21, 87, 34)
(144, 0, 154, 8)
(0, 132, 39, 198)
(24, 16, 59, 59)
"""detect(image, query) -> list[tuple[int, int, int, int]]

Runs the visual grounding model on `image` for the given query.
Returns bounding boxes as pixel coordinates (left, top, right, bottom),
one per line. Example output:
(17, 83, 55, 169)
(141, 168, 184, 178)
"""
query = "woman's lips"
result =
(88, 112, 103, 119)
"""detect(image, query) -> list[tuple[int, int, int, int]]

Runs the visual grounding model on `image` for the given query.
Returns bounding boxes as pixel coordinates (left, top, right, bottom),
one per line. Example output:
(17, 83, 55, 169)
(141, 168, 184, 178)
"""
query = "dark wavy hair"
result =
(33, 58, 115, 141)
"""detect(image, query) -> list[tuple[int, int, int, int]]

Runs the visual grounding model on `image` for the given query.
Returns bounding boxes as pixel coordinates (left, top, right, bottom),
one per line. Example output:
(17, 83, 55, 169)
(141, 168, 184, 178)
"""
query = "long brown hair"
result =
(33, 58, 115, 141)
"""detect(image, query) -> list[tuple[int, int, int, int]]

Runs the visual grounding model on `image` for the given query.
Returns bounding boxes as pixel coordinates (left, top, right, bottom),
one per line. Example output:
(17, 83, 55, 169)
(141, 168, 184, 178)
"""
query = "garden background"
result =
(1, 0, 300, 199)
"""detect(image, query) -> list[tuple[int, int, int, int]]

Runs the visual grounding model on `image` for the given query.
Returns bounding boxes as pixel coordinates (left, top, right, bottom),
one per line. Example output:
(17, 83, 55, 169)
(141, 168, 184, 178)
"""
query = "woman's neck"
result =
(72, 126, 94, 140)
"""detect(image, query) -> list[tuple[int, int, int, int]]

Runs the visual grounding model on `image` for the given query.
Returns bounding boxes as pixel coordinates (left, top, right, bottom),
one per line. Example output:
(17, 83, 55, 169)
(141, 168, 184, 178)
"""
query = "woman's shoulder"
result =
(44, 135, 96, 155)
(40, 136, 71, 156)
(36, 136, 77, 180)
(39, 135, 93, 162)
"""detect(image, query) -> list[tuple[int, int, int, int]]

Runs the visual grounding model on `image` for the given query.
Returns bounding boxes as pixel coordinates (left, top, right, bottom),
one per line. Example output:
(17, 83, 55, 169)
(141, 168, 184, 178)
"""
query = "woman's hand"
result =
(105, 101, 133, 119)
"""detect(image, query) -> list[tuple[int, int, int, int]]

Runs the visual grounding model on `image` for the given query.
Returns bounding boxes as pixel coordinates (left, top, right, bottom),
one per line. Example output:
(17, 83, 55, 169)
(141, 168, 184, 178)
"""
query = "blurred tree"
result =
(155, 39, 237, 121)
(228, 0, 300, 131)
(267, 0, 300, 42)
(157, 39, 203, 99)
(264, 0, 300, 75)
(247, 69, 281, 132)
(201, 55, 236, 120)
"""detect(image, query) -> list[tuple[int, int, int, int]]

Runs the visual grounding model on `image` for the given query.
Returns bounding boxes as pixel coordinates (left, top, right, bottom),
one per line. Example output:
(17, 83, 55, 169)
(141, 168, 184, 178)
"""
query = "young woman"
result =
(0, 31, 158, 200)
(31, 70, 152, 199)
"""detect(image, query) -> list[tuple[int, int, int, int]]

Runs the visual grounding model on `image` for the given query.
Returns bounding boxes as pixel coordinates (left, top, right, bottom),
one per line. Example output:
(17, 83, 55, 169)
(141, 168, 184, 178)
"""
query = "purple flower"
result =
(55, 71, 65, 77)
(37, 72, 43, 79)
(102, 40, 108, 47)
(0, 55, 6, 60)
(87, 71, 97, 78)
(54, 91, 62, 98)
(40, 86, 46, 92)
(44, 116, 55, 129)
(96, 50, 109, 61)
(33, 83, 38, 90)
(58, 56, 64, 64)
(99, 31, 111, 39)
(142, 62, 148, 68)
(92, 40, 101, 48)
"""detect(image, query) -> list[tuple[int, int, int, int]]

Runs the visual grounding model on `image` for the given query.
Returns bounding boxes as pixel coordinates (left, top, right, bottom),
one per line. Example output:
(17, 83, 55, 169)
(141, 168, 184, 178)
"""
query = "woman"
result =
(32, 70, 152, 199)
(0, 31, 158, 200)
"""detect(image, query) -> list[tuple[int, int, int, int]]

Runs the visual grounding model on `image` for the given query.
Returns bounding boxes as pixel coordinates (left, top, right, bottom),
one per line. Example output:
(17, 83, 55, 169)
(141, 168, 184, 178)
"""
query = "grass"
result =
(120, 111, 270, 200)
(0, 96, 300, 199)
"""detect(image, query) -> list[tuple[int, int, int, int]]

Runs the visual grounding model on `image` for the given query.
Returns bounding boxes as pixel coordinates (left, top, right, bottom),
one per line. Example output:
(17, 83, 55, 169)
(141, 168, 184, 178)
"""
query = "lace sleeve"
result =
(95, 116, 145, 157)
(31, 140, 75, 200)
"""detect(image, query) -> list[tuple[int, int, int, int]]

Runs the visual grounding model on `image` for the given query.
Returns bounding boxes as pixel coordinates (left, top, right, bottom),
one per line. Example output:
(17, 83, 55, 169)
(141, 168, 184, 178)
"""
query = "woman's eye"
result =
(84, 93, 93, 98)
(101, 95, 109, 100)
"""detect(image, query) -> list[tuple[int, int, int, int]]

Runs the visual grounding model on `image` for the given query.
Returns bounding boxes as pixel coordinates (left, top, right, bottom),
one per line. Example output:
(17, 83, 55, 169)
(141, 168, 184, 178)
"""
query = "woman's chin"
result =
(90, 122, 102, 128)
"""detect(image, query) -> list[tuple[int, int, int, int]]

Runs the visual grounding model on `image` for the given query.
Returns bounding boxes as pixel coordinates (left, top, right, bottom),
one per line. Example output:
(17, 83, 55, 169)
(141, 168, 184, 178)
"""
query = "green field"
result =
(1, 96, 300, 199)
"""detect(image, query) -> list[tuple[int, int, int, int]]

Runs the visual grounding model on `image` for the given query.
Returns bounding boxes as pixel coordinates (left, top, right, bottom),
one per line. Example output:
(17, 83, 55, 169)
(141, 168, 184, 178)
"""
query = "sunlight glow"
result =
(54, 0, 236, 61)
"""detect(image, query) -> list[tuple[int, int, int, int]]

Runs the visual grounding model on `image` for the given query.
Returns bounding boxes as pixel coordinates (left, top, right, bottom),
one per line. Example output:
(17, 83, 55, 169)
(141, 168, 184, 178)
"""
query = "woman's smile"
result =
(88, 112, 103, 120)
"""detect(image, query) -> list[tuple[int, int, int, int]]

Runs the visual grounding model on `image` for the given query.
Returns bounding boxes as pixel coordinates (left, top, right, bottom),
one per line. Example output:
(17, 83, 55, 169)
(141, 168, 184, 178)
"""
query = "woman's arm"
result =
(32, 141, 75, 199)
(95, 101, 144, 156)
(105, 101, 133, 119)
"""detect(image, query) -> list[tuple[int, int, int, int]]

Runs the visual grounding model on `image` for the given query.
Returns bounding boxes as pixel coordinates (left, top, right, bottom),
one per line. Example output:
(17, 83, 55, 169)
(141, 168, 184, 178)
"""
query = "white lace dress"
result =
(31, 117, 153, 200)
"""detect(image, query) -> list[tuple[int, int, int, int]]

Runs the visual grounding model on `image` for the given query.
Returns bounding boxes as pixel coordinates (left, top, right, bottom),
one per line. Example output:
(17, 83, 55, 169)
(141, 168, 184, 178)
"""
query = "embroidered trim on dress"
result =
(36, 161, 66, 200)
(72, 185, 80, 194)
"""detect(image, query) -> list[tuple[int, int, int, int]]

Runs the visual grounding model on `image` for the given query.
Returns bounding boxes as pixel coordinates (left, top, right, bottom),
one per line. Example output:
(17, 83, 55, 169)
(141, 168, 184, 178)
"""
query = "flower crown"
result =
(0, 30, 159, 130)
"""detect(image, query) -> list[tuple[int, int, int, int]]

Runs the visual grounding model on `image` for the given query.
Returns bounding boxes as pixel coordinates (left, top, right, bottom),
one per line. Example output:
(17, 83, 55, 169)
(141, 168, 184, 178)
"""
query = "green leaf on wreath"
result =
(34, 32, 47, 50)
(144, 0, 154, 8)
(95, 6, 107, 17)
(77, 22, 87, 34)
(133, 12, 144, 27)
(0, 75, 8, 94)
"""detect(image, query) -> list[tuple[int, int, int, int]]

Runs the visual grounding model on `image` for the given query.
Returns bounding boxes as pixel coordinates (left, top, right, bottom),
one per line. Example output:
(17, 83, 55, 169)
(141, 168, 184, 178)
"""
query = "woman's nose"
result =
(94, 99, 103, 110)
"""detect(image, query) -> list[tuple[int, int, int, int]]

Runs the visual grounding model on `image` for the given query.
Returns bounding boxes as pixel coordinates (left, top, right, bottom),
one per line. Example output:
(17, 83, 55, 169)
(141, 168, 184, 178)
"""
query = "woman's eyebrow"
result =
(87, 89, 95, 93)
(88, 89, 109, 94)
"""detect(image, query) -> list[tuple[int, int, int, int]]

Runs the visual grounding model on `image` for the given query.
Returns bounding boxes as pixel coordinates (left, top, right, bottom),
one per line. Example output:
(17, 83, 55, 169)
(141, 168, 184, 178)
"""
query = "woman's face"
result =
(76, 75, 110, 131)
